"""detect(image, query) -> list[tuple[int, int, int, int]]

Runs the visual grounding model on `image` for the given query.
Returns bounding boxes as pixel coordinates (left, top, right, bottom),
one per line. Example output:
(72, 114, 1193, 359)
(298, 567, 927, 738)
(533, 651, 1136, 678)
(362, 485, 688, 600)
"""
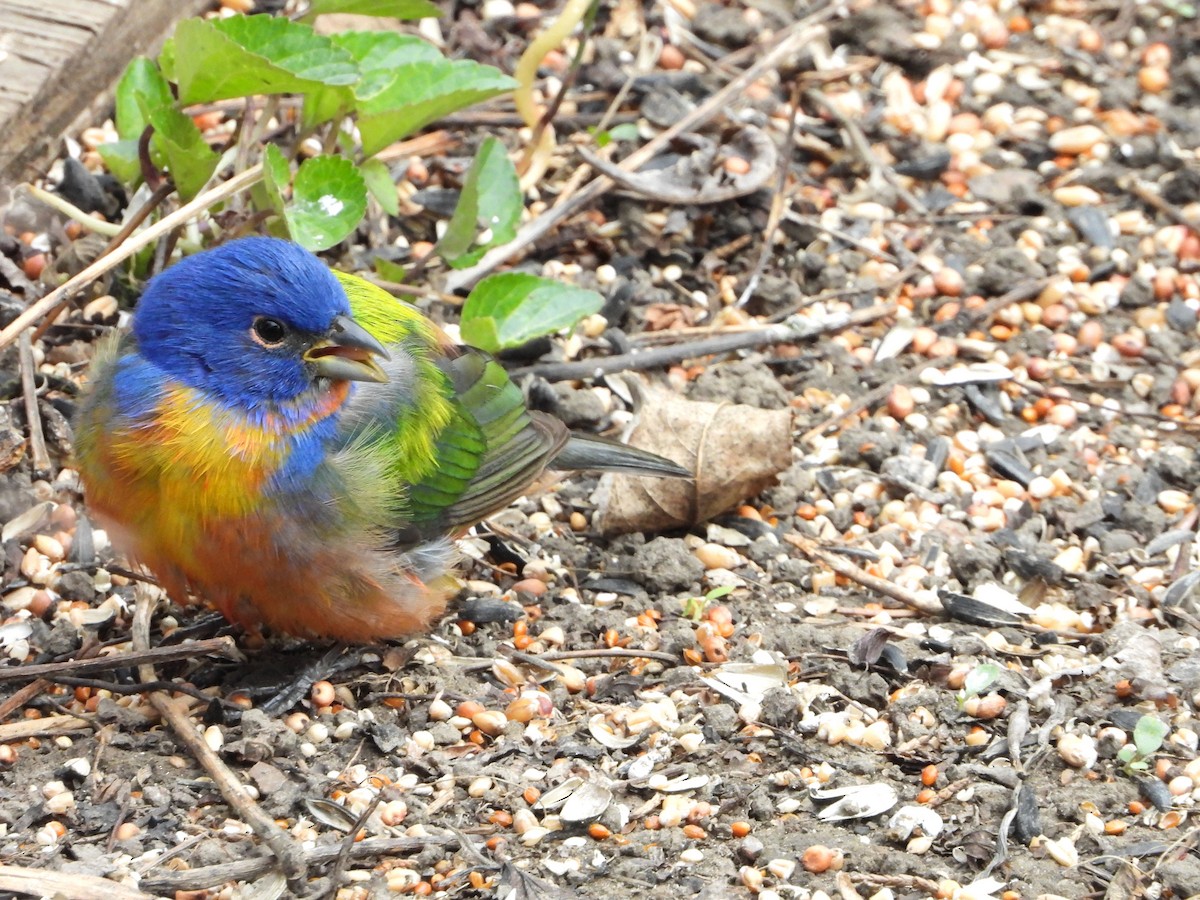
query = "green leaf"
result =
(173, 15, 359, 105)
(437, 137, 520, 268)
(591, 122, 639, 149)
(114, 58, 173, 141)
(302, 31, 440, 129)
(962, 663, 1000, 699)
(460, 273, 602, 353)
(705, 585, 735, 601)
(360, 159, 399, 216)
(343, 31, 442, 99)
(306, 0, 440, 20)
(97, 140, 142, 185)
(258, 142, 291, 215)
(608, 122, 640, 142)
(374, 257, 407, 282)
(1133, 716, 1168, 757)
(145, 104, 219, 200)
(357, 60, 516, 157)
(285, 155, 366, 251)
(158, 37, 177, 82)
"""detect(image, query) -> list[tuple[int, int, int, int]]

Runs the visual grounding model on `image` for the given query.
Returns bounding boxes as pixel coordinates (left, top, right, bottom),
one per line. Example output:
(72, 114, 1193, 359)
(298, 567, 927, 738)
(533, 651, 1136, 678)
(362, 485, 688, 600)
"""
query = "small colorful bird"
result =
(74, 237, 688, 641)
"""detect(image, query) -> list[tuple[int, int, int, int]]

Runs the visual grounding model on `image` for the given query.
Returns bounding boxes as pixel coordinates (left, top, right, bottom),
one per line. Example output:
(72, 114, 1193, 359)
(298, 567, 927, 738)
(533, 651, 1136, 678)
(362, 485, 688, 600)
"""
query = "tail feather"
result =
(553, 433, 691, 478)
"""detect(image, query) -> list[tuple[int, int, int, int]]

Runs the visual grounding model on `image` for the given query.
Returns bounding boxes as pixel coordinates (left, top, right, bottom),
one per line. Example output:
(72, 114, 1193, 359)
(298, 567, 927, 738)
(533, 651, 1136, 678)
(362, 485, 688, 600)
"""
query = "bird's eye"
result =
(251, 316, 288, 347)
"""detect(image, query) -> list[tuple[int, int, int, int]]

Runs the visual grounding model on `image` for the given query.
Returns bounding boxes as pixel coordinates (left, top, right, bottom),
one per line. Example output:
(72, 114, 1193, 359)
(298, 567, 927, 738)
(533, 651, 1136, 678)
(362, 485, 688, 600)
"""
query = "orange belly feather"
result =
(81, 380, 453, 641)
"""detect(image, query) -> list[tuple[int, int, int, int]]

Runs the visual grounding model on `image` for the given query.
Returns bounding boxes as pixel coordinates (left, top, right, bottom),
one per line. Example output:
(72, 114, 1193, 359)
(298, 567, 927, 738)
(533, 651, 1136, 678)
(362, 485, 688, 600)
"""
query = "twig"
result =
(0, 164, 264, 353)
(0, 866, 156, 900)
(1170, 508, 1200, 583)
(805, 89, 928, 215)
(512, 0, 593, 189)
(800, 352, 955, 443)
(538, 648, 679, 664)
(23, 184, 123, 237)
(1121, 175, 1200, 238)
(509, 302, 895, 382)
(53, 675, 233, 707)
(782, 211, 901, 264)
(130, 585, 308, 895)
(509, 324, 801, 381)
(17, 330, 50, 478)
(102, 182, 178, 256)
(846, 872, 944, 896)
(939, 276, 1053, 334)
(0, 636, 236, 684)
(784, 534, 944, 616)
(575, 124, 777, 204)
(138, 835, 458, 894)
(30, 182, 179, 343)
(372, 130, 459, 163)
(0, 714, 94, 742)
(443, 4, 841, 292)
(767, 255, 929, 323)
(1017, 380, 1200, 432)
(321, 787, 389, 898)
(737, 80, 805, 307)
(628, 322, 767, 345)
(0, 678, 48, 723)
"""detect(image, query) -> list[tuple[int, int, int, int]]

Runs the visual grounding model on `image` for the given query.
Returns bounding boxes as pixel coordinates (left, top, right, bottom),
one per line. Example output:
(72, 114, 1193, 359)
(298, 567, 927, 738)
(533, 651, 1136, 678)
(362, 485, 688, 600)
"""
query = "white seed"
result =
(767, 858, 796, 879)
(472, 710, 508, 736)
(1058, 733, 1097, 769)
(1159, 490, 1192, 514)
(386, 868, 421, 892)
(203, 726, 224, 752)
(521, 826, 550, 846)
(695, 543, 740, 570)
(1027, 476, 1055, 499)
(513, 809, 539, 834)
(468, 777, 493, 798)
(740, 865, 765, 891)
(1053, 185, 1102, 207)
(1044, 836, 1079, 867)
(45, 791, 75, 814)
(1052, 545, 1085, 574)
(82, 295, 118, 322)
(33, 534, 64, 561)
(1049, 124, 1106, 155)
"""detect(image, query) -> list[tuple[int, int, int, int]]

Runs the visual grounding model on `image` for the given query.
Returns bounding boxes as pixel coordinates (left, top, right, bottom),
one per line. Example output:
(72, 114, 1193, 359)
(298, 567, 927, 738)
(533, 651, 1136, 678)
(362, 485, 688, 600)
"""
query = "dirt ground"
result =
(3, 0, 1200, 898)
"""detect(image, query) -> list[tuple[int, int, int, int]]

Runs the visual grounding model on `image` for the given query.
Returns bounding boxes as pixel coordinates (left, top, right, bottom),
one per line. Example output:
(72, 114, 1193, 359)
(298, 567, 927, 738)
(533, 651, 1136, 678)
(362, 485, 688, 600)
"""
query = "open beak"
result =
(303, 314, 391, 384)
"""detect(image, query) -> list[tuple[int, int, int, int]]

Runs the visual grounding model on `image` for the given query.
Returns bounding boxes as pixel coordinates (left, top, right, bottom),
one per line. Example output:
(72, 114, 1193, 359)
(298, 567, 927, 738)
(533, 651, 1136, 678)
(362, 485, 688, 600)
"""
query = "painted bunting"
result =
(74, 237, 688, 641)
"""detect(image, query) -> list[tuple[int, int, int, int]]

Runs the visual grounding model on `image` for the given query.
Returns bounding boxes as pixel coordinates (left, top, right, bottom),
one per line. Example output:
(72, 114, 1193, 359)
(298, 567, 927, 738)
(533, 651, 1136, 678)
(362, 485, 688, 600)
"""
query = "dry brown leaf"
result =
(594, 388, 792, 535)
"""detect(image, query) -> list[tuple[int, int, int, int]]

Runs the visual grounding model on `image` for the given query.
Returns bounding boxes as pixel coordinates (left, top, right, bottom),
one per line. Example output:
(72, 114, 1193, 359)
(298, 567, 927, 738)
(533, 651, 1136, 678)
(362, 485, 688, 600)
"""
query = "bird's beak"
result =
(304, 314, 391, 384)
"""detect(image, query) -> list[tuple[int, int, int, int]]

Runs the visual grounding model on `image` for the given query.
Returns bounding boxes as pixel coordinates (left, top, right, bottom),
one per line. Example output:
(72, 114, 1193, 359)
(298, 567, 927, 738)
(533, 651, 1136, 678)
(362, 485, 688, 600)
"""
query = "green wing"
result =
(334, 271, 567, 547)
(399, 348, 568, 545)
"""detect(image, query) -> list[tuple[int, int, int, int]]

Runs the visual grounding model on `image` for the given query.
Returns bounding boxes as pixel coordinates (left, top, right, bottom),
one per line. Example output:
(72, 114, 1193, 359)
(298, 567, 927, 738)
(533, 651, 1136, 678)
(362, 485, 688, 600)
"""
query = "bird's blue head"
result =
(132, 237, 389, 409)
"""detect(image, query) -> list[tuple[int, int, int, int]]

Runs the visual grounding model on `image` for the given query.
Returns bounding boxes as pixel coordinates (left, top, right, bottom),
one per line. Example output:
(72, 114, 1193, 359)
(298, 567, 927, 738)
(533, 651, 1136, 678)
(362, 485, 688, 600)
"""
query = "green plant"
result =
(683, 585, 735, 621)
(1117, 715, 1169, 774)
(93, 5, 601, 350)
(955, 663, 1000, 709)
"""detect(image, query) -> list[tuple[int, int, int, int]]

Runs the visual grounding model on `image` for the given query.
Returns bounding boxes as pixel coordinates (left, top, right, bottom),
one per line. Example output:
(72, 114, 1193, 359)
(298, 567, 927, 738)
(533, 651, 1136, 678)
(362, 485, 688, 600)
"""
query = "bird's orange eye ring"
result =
(251, 316, 288, 348)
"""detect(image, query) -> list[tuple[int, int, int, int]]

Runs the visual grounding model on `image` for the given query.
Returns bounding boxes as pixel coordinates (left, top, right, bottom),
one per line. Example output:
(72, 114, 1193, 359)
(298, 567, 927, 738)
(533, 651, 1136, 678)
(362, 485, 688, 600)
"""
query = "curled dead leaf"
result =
(594, 388, 792, 535)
